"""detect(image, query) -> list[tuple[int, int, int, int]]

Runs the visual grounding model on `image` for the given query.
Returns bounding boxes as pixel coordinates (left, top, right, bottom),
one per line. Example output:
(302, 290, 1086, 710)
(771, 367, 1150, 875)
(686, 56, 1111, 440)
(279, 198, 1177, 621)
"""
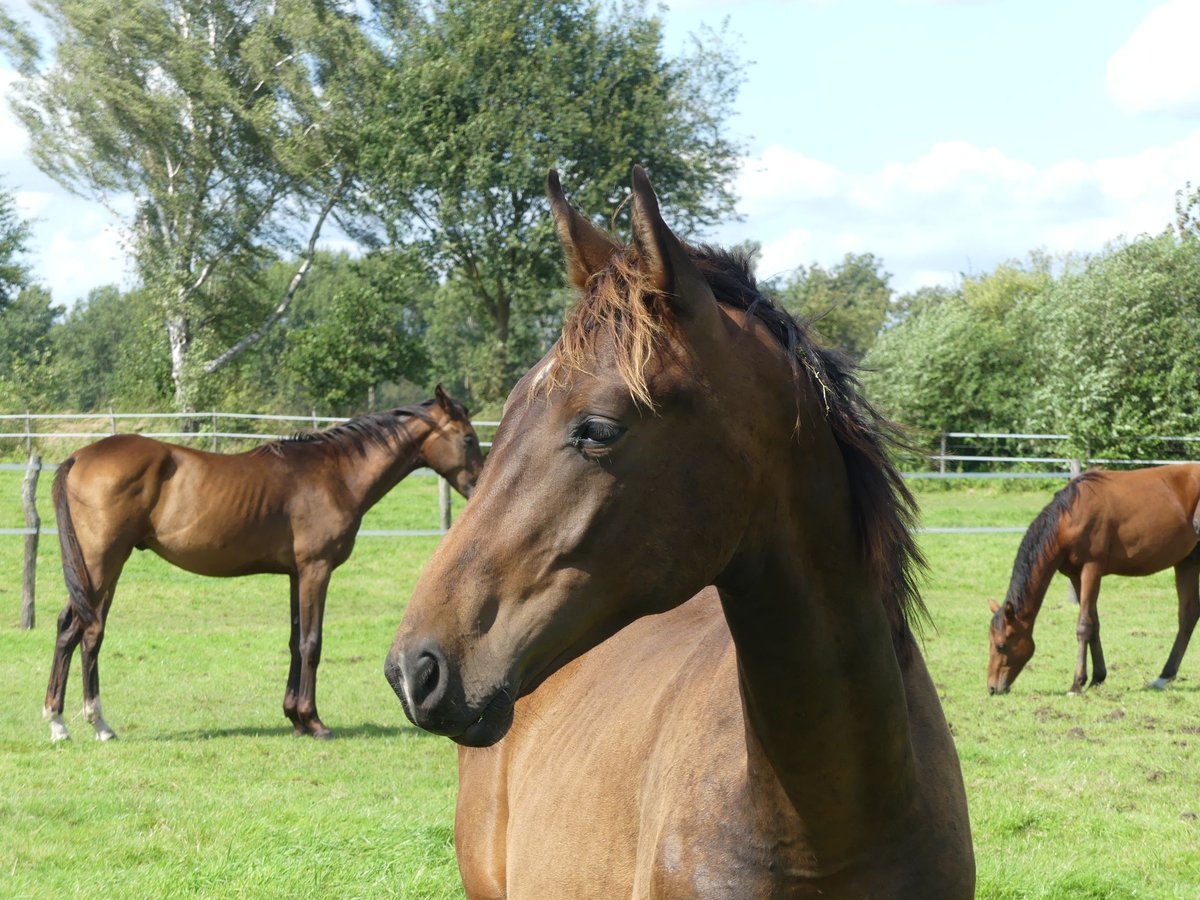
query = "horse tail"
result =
(52, 457, 95, 626)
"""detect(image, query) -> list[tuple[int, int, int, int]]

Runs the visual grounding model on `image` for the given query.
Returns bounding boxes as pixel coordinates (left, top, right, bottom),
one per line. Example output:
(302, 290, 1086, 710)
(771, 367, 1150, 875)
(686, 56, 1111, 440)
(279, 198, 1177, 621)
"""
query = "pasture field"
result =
(1, 476, 1198, 898)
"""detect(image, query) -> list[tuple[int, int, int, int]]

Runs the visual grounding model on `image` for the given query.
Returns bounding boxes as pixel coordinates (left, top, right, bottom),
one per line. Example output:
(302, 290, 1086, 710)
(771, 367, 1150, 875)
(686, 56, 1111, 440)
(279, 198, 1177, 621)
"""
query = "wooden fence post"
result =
(21, 453, 41, 630)
(939, 433, 947, 474)
(212, 412, 219, 452)
(438, 477, 452, 533)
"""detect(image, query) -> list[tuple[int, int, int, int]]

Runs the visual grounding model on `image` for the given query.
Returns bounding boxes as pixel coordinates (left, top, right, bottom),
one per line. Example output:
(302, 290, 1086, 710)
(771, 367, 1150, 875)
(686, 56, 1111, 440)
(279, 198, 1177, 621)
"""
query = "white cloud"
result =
(1106, 0, 1200, 116)
(721, 133, 1200, 294)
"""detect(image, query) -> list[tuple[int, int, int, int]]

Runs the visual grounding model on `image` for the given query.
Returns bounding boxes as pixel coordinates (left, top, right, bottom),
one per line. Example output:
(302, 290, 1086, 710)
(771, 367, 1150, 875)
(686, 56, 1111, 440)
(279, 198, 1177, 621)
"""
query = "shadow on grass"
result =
(150, 721, 433, 741)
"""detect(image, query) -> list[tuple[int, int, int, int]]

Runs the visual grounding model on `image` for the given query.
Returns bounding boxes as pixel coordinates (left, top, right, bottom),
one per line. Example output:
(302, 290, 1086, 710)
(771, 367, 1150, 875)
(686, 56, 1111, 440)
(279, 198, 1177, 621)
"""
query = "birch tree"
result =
(7, 0, 373, 414)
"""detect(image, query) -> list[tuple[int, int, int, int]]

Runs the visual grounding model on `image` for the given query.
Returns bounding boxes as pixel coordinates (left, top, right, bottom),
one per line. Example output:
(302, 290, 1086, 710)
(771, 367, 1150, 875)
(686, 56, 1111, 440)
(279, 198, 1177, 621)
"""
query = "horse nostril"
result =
(406, 641, 449, 714)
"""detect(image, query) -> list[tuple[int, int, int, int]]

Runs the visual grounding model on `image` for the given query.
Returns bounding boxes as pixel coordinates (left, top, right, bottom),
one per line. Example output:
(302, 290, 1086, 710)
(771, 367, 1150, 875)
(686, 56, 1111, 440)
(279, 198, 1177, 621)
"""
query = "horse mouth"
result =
(452, 689, 515, 748)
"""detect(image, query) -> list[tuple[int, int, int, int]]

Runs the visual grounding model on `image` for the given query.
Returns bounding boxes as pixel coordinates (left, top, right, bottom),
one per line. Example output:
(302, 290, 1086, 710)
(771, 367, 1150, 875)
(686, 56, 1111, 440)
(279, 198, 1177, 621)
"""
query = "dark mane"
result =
(1003, 471, 1102, 614)
(252, 401, 436, 458)
(554, 243, 928, 655)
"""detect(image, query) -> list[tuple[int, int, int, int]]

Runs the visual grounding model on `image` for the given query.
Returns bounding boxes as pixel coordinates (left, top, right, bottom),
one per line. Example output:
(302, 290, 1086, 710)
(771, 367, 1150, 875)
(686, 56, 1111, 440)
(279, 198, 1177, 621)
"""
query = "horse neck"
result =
(1004, 535, 1063, 628)
(712, 414, 917, 863)
(335, 417, 432, 513)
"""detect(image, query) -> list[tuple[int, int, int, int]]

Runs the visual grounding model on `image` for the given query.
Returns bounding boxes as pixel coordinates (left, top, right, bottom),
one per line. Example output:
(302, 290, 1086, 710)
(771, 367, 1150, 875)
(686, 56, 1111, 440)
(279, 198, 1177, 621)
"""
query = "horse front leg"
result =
(283, 574, 304, 734)
(294, 562, 333, 739)
(1151, 557, 1200, 689)
(1070, 566, 1103, 694)
(43, 604, 85, 741)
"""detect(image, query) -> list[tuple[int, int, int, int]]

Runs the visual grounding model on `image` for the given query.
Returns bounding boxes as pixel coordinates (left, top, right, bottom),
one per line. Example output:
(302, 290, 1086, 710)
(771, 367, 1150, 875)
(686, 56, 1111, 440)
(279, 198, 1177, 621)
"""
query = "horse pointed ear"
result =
(629, 165, 717, 324)
(434, 383, 451, 411)
(988, 599, 1000, 615)
(1003, 603, 1017, 623)
(548, 169, 621, 290)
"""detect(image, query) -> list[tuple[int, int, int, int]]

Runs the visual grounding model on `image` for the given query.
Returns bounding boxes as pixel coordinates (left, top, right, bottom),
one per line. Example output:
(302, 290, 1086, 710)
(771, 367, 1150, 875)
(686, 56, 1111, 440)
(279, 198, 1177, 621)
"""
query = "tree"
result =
(0, 285, 63, 410)
(0, 184, 32, 306)
(51, 285, 171, 410)
(862, 259, 1050, 437)
(775, 253, 892, 359)
(354, 0, 743, 402)
(7, 0, 374, 415)
(1027, 234, 1200, 457)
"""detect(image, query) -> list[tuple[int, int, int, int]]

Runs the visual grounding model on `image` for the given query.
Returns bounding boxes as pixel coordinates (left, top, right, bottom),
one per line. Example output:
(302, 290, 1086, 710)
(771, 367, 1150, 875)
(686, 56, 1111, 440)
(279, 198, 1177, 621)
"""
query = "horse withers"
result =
(44, 385, 483, 742)
(385, 168, 974, 897)
(988, 464, 1200, 695)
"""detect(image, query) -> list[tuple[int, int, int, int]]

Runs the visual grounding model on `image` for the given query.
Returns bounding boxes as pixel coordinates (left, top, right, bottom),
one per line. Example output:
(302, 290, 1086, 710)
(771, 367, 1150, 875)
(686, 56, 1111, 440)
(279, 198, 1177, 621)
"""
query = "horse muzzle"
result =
(383, 639, 513, 747)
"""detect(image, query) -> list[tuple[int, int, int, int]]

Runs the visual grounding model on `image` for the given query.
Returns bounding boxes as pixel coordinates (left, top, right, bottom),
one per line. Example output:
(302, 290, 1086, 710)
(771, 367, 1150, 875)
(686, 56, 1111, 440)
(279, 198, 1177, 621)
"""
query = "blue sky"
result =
(3, 0, 1199, 303)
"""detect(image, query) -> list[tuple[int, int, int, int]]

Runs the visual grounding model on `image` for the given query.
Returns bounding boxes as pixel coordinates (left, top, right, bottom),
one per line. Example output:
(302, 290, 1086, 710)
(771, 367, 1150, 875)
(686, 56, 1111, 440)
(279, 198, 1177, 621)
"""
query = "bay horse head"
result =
(385, 166, 914, 745)
(419, 383, 485, 498)
(987, 599, 1034, 694)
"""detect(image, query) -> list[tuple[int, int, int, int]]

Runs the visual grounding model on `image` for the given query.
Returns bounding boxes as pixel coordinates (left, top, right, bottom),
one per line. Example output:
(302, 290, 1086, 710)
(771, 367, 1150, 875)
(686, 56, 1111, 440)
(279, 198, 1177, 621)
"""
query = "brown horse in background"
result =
(45, 386, 483, 742)
(385, 168, 974, 896)
(988, 464, 1200, 695)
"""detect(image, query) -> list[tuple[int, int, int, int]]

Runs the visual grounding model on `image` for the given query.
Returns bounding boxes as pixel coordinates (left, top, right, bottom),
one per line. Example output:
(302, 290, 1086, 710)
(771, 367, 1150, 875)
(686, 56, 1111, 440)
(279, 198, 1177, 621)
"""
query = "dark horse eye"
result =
(570, 417, 625, 451)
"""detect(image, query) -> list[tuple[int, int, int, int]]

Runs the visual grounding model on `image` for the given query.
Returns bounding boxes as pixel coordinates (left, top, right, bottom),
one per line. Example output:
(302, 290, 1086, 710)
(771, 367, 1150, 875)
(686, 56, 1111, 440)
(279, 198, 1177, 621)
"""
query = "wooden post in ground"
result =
(939, 433, 947, 474)
(21, 453, 41, 630)
(438, 477, 453, 533)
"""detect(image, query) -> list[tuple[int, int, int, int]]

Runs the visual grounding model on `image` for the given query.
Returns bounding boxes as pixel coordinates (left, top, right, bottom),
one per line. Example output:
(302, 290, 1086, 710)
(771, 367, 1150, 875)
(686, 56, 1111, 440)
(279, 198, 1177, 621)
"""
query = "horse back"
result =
(1062, 466, 1200, 573)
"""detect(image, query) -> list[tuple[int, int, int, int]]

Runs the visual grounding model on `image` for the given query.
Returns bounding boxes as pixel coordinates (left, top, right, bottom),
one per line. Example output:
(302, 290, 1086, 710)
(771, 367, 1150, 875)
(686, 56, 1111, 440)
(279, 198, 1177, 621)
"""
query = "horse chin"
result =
(452, 692, 515, 748)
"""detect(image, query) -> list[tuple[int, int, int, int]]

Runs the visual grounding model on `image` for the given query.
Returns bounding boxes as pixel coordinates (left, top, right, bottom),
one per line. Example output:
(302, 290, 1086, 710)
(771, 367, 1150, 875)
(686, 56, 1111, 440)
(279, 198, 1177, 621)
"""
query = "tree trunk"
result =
(166, 312, 199, 431)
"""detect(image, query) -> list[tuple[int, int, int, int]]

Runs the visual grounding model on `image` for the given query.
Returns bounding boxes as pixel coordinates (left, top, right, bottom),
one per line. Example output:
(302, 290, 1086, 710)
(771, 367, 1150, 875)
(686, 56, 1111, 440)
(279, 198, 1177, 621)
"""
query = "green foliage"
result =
(0, 286, 62, 410)
(864, 259, 1049, 436)
(1027, 233, 1200, 456)
(775, 252, 892, 358)
(354, 0, 744, 404)
(50, 285, 172, 410)
(278, 255, 429, 414)
(0, 185, 32, 306)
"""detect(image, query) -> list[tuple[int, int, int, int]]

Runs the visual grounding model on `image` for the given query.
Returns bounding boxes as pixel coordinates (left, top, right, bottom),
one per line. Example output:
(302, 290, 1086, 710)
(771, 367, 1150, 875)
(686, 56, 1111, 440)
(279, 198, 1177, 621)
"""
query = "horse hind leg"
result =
(79, 591, 118, 741)
(1151, 558, 1200, 690)
(44, 604, 86, 741)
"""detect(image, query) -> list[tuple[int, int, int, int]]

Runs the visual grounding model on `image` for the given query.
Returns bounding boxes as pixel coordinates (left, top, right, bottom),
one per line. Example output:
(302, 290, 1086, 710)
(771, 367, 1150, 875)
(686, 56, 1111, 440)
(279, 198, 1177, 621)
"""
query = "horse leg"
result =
(79, 590, 118, 741)
(283, 574, 304, 735)
(294, 563, 333, 739)
(1069, 566, 1102, 694)
(43, 603, 86, 741)
(1151, 557, 1200, 689)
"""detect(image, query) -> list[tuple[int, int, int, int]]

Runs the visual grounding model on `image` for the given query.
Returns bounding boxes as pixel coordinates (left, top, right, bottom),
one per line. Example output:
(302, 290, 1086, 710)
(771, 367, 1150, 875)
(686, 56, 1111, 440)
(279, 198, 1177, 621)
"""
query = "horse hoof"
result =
(49, 730, 71, 743)
(96, 730, 118, 742)
(1148, 677, 1173, 690)
(1066, 688, 1083, 697)
(311, 727, 333, 741)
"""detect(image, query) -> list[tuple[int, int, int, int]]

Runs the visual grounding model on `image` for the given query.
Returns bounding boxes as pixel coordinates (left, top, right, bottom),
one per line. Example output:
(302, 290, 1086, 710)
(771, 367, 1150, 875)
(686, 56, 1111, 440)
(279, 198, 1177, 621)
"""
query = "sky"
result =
(2, 0, 1199, 303)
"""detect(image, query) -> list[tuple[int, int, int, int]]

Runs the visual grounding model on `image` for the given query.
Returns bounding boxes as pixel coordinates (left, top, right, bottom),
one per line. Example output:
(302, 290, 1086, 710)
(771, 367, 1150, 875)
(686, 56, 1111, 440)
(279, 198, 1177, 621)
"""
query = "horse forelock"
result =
(548, 242, 928, 653)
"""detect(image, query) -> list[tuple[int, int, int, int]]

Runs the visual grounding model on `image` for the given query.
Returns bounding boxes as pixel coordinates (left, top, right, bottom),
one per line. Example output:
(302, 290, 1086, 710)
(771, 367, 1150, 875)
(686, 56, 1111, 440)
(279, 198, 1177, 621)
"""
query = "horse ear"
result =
(548, 170, 621, 290)
(435, 383, 451, 411)
(988, 599, 1000, 615)
(628, 165, 717, 324)
(1003, 603, 1017, 623)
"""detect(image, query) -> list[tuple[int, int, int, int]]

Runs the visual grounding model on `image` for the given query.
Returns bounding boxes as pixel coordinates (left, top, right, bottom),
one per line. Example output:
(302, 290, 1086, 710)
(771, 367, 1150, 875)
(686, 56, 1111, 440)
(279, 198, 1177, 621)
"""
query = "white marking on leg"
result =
(83, 696, 117, 741)
(1149, 676, 1173, 690)
(43, 707, 71, 742)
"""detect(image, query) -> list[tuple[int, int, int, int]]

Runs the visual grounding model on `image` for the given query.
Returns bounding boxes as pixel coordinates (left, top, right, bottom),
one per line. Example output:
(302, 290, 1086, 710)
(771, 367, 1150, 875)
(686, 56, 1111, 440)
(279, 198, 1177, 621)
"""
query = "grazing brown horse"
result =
(384, 168, 974, 897)
(44, 386, 483, 742)
(988, 464, 1200, 696)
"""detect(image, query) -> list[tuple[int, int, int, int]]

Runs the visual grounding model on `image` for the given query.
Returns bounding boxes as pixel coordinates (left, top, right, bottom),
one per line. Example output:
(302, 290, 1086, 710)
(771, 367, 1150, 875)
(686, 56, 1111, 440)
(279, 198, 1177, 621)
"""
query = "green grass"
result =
(1, 478, 1198, 897)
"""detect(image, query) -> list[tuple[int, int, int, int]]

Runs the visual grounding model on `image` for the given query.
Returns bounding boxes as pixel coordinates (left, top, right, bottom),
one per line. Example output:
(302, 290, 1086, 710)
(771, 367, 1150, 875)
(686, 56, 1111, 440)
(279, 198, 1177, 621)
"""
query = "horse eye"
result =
(570, 417, 625, 451)
(464, 434, 476, 446)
